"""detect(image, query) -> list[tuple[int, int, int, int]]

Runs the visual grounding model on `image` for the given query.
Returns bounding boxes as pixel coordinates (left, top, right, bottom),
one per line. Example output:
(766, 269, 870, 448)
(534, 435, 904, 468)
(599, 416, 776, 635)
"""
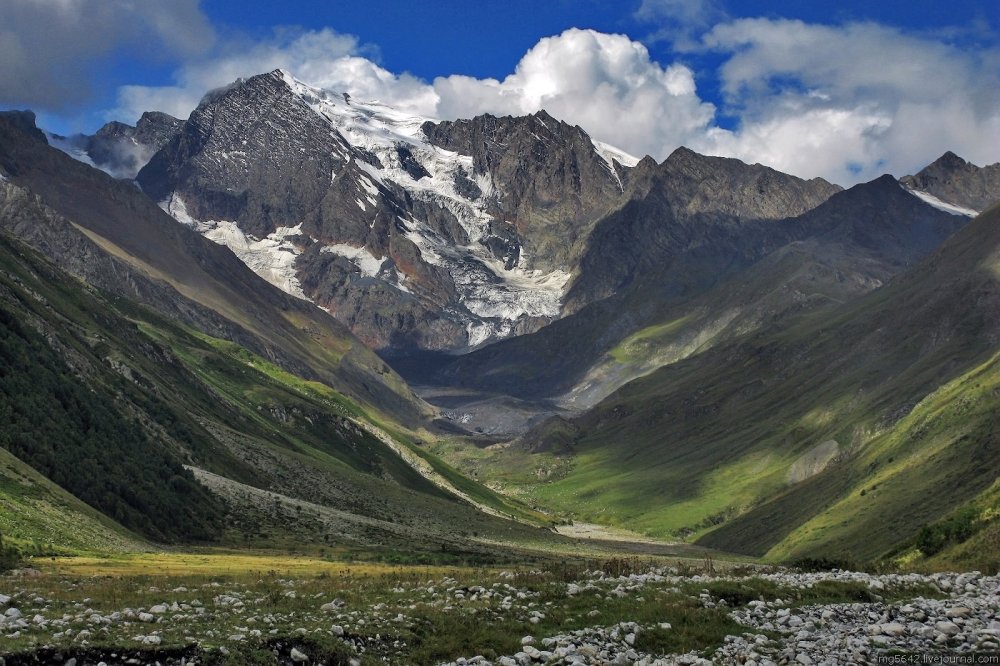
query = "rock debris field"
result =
(0, 565, 997, 665)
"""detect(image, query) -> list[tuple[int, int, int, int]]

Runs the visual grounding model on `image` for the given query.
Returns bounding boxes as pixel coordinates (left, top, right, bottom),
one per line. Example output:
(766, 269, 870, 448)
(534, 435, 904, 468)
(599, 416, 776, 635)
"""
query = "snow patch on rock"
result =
(284, 72, 577, 347)
(44, 132, 97, 169)
(593, 140, 641, 169)
(159, 71, 632, 348)
(160, 194, 307, 299)
(905, 188, 979, 217)
(322, 244, 386, 278)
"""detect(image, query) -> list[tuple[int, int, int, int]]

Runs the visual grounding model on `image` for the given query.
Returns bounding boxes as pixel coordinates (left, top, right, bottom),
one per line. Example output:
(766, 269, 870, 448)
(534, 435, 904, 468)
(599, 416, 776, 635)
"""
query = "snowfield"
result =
(905, 188, 979, 217)
(160, 194, 307, 299)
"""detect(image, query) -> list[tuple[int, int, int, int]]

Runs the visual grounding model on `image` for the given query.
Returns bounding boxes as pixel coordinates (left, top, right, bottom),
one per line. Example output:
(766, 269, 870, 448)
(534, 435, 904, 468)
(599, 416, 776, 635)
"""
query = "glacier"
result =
(160, 194, 308, 299)
(152, 70, 634, 349)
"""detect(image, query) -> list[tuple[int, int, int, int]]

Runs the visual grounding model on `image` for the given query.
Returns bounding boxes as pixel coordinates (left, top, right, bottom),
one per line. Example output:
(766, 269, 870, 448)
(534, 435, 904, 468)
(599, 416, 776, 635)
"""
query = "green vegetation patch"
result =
(0, 304, 223, 543)
(609, 314, 694, 363)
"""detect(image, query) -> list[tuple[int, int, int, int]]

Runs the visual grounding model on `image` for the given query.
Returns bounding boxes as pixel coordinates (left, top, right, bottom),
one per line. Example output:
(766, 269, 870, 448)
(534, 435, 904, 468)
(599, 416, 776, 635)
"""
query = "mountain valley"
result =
(2, 61, 1000, 664)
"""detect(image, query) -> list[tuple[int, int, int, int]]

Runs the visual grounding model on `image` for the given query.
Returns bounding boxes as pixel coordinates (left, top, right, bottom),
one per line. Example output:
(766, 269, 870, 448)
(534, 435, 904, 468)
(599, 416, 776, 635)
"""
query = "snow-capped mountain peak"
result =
(139, 69, 631, 351)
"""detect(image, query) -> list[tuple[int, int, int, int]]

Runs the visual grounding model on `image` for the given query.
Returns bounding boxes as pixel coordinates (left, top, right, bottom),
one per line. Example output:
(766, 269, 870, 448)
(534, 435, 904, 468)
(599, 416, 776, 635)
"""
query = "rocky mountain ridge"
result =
(0, 110, 426, 425)
(900, 151, 1000, 214)
(133, 70, 637, 351)
(406, 164, 967, 414)
(52, 71, 998, 370)
(85, 111, 183, 178)
(30, 72, 1000, 434)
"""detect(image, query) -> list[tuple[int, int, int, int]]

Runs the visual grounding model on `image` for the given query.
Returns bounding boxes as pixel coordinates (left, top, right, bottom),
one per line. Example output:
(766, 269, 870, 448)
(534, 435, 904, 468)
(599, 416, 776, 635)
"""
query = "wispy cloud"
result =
(0, 0, 214, 110)
(633, 0, 727, 49)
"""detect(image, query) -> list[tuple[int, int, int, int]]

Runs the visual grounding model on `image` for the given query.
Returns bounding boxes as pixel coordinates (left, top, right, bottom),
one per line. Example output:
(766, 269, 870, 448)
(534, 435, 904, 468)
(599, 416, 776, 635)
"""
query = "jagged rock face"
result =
(415, 169, 966, 404)
(0, 110, 47, 145)
(900, 151, 1000, 214)
(133, 70, 845, 357)
(86, 111, 183, 178)
(136, 70, 625, 351)
(422, 111, 631, 273)
(564, 148, 842, 310)
(137, 71, 467, 349)
(130, 70, 855, 357)
(139, 72, 362, 239)
(652, 147, 841, 220)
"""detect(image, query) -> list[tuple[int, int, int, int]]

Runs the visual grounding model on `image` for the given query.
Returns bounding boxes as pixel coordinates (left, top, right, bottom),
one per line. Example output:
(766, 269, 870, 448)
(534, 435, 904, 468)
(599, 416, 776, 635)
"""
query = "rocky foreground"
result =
(0, 565, 997, 665)
(440, 569, 999, 666)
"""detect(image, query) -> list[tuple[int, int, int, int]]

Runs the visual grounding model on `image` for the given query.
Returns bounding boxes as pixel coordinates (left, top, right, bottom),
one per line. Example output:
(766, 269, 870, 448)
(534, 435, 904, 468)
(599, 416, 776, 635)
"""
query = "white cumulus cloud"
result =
(431, 29, 717, 160)
(114, 27, 718, 166)
(113, 28, 439, 122)
(104, 20, 1000, 186)
(692, 18, 1000, 184)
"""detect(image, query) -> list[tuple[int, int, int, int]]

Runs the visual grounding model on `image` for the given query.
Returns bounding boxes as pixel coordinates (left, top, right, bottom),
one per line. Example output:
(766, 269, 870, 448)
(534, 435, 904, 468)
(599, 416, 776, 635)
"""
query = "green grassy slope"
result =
(704, 347, 1000, 561)
(0, 446, 147, 554)
(0, 225, 558, 558)
(910, 478, 1000, 573)
(563, 236, 896, 408)
(478, 202, 1000, 563)
(0, 235, 225, 543)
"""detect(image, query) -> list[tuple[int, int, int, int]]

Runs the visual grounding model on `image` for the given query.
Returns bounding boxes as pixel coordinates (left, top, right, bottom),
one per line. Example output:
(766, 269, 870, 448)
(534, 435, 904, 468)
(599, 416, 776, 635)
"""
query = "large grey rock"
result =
(935, 621, 961, 636)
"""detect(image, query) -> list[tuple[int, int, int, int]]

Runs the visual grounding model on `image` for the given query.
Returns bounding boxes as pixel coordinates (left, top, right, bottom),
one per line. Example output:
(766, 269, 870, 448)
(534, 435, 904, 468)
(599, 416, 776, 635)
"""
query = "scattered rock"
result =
(935, 621, 961, 636)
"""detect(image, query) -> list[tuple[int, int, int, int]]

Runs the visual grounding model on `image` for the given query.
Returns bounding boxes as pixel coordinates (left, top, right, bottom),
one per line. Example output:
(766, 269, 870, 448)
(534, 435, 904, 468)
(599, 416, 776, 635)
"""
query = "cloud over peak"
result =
(113, 27, 719, 168)
(104, 20, 1000, 186)
(8, 2, 998, 187)
(432, 29, 717, 159)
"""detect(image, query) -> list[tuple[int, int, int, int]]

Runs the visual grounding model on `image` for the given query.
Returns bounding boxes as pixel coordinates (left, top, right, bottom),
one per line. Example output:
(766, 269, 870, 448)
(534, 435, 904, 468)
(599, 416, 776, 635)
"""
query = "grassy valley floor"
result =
(2, 550, 994, 665)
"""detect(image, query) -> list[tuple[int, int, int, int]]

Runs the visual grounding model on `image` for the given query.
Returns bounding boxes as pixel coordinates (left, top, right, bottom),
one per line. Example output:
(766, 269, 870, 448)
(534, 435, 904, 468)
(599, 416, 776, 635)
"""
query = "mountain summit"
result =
(133, 70, 639, 351)
(900, 151, 1000, 215)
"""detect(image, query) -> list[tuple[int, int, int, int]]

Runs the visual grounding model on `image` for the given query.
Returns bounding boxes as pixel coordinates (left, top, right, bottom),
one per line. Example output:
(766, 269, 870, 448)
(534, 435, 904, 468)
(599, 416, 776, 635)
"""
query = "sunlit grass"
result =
(608, 314, 694, 363)
(35, 550, 468, 578)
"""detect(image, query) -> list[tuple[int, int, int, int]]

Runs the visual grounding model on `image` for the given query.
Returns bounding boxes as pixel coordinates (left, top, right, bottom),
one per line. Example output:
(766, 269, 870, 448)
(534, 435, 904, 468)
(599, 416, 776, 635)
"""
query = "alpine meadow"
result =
(2, 1, 1000, 664)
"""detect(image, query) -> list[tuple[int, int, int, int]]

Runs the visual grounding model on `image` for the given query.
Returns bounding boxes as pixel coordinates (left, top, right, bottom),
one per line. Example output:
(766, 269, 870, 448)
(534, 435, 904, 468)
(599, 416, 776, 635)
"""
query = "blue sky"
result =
(1, 0, 998, 184)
